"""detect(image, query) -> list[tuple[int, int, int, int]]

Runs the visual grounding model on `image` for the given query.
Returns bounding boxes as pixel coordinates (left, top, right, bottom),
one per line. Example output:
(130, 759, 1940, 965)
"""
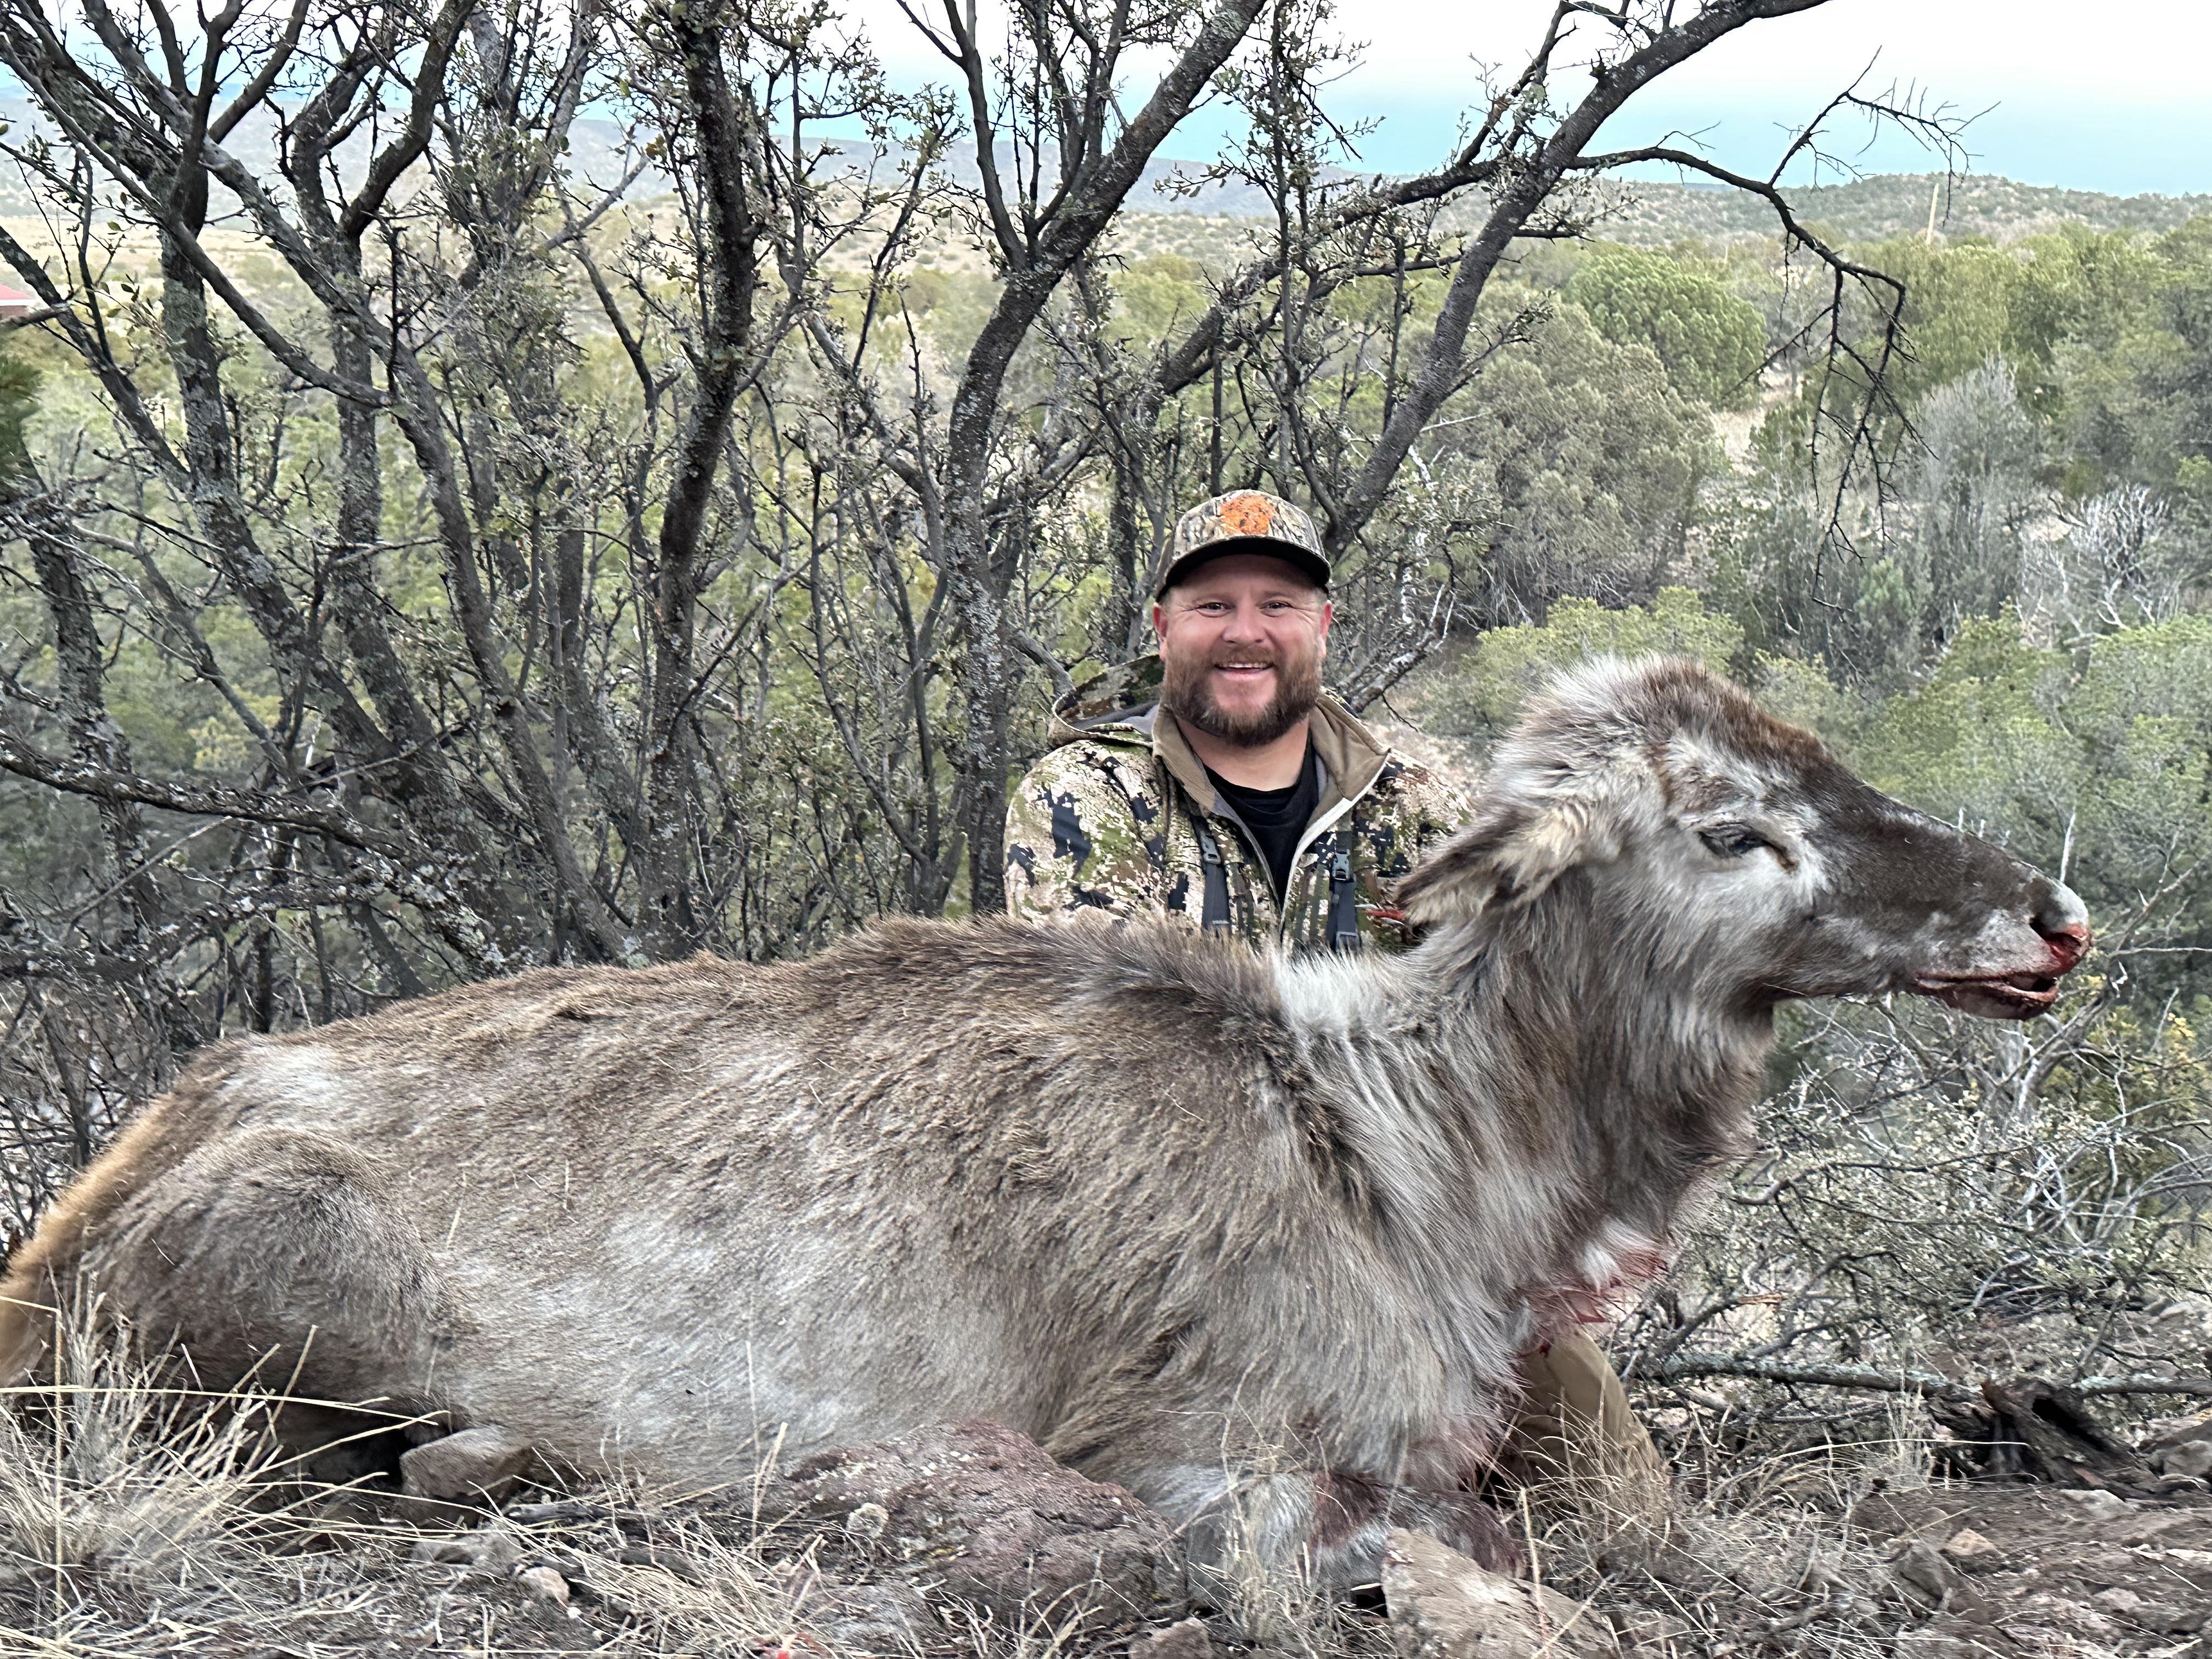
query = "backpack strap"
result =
(1328, 825, 1362, 951)
(1194, 822, 1233, 935)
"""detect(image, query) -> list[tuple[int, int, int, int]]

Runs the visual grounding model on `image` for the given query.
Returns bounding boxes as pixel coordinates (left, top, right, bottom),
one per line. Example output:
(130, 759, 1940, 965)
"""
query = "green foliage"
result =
(1830, 612, 2212, 1006)
(1860, 240, 2028, 398)
(1434, 298, 1717, 619)
(1822, 222, 2212, 508)
(1111, 255, 1210, 342)
(1564, 248, 1765, 408)
(1912, 358, 2041, 630)
(2104, 220, 2212, 496)
(1703, 477, 1934, 691)
(1853, 618, 2075, 844)
(1425, 587, 1743, 740)
(1841, 228, 2158, 404)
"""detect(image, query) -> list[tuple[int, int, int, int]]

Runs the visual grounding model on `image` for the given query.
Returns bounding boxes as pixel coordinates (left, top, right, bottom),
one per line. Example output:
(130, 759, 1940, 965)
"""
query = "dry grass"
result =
(1510, 1393, 1948, 1658)
(0, 1323, 1207, 1657)
(0, 1324, 853, 1656)
(0, 1334, 280, 1595)
(0, 1323, 2009, 1659)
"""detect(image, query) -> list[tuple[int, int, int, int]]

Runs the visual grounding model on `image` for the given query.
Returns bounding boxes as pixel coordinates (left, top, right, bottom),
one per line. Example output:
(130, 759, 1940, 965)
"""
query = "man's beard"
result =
(1160, 647, 1324, 747)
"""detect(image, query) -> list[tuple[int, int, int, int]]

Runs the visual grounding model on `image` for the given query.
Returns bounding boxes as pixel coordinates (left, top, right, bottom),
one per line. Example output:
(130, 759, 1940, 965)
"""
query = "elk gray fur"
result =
(0, 658, 2089, 1586)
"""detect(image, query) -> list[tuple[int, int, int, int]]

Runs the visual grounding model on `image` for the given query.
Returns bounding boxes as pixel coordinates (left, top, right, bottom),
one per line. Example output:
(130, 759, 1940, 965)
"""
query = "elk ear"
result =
(1397, 798, 1623, 926)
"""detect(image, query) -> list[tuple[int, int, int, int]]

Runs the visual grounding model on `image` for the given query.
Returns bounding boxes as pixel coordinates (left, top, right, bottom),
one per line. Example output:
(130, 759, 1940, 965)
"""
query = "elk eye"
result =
(1700, 826, 1769, 859)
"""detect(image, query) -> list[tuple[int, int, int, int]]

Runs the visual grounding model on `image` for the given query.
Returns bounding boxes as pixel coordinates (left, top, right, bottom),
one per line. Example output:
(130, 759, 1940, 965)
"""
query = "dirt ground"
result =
(1852, 1482, 2212, 1657)
(8, 1461, 2212, 1658)
(7, 1357, 2212, 1659)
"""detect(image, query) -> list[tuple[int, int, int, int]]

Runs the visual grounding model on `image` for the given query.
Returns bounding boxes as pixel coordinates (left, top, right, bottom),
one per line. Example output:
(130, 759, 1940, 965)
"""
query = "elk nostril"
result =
(2032, 883, 2091, 961)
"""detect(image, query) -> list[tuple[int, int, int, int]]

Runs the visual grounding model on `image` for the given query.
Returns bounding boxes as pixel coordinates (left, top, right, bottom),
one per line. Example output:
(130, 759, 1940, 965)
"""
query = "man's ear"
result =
(1150, 600, 1168, 640)
(1396, 797, 1624, 927)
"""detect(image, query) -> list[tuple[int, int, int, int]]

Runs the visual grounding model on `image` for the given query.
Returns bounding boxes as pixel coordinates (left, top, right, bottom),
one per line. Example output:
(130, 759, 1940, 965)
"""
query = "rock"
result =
(759, 1420, 1186, 1622)
(409, 1527, 523, 1575)
(400, 1425, 533, 1507)
(804, 1580, 944, 1650)
(2141, 1413, 2212, 1455)
(842, 1500, 891, 1544)
(466, 1530, 524, 1576)
(1890, 1540, 1962, 1610)
(614, 1544, 705, 1582)
(2120, 1511, 2194, 1546)
(515, 1565, 571, 1609)
(1383, 1527, 1617, 1659)
(1130, 1616, 1214, 1659)
(1939, 1528, 2006, 1574)
(2162, 1440, 2212, 1480)
(2051, 1487, 2130, 1523)
(2146, 1604, 2209, 1636)
(2093, 1588, 2205, 1635)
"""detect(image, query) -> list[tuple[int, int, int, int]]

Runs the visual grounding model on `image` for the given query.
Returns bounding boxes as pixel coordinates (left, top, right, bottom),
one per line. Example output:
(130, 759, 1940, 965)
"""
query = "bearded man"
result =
(1005, 488, 1668, 1536)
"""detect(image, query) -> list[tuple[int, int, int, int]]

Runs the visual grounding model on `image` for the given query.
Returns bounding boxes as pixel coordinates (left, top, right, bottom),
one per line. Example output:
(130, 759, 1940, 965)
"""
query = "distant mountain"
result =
(896, 154, 2212, 246)
(0, 102, 1290, 221)
(3, 84, 2202, 256)
(880, 154, 2212, 247)
(1587, 171, 2212, 246)
(1103, 171, 2212, 277)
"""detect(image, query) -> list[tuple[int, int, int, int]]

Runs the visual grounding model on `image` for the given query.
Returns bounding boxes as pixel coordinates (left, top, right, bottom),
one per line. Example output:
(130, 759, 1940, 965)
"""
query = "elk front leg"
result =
(1086, 1454, 1520, 1600)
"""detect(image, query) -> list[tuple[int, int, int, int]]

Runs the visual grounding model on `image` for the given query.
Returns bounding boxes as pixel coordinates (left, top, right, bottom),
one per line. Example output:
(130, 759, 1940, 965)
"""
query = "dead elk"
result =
(0, 658, 2090, 1587)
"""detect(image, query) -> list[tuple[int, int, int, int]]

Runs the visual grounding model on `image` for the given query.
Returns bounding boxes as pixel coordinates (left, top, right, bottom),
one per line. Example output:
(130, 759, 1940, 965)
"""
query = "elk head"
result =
(1398, 658, 2089, 1020)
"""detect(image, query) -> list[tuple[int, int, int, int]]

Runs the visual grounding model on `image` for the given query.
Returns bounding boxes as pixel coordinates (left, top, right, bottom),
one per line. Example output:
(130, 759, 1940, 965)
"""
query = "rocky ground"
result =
(8, 1411, 2212, 1658)
(1851, 1482, 2212, 1657)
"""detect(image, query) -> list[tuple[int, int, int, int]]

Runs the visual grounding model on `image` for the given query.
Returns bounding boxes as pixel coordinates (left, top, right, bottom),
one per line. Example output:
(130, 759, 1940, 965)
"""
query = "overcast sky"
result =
(845, 1, 2207, 198)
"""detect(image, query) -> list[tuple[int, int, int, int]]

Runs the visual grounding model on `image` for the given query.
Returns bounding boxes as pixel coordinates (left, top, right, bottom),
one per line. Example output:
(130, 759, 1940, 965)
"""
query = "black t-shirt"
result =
(1205, 741, 1321, 900)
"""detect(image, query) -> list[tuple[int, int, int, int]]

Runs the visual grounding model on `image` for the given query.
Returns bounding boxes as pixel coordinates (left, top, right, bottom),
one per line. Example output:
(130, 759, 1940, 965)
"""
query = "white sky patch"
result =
(1333, 1, 2197, 104)
(833, 0, 2212, 196)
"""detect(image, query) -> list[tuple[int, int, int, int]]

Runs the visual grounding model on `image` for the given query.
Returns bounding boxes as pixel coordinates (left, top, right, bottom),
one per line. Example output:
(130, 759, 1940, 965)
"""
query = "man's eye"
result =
(1700, 826, 1770, 859)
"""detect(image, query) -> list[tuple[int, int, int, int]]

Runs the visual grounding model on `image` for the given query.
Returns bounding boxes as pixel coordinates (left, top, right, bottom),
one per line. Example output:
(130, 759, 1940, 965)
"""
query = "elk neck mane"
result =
(1266, 863, 1770, 1340)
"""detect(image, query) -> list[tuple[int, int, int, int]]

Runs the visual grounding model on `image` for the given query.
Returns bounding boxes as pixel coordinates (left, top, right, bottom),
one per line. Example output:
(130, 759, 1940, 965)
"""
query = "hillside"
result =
(4, 84, 2199, 253)
(1590, 170, 2212, 246)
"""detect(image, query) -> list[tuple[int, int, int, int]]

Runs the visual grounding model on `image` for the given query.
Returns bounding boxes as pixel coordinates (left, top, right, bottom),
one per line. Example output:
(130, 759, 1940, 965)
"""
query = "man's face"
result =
(1153, 553, 1333, 747)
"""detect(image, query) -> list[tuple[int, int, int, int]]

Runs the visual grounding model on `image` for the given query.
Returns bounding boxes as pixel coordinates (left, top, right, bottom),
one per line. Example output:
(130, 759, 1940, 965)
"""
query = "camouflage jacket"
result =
(1005, 656, 1468, 952)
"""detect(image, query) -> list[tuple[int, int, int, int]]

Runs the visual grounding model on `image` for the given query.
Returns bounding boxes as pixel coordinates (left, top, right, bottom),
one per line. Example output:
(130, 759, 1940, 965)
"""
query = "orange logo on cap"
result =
(1217, 493, 1277, 538)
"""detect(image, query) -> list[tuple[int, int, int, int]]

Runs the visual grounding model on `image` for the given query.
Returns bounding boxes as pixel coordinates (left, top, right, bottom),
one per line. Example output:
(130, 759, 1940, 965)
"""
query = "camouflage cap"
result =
(1154, 490, 1329, 596)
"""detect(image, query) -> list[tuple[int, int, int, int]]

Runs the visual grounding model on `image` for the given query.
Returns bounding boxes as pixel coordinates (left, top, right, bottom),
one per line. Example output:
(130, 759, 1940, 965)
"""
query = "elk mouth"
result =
(1911, 970, 2064, 1020)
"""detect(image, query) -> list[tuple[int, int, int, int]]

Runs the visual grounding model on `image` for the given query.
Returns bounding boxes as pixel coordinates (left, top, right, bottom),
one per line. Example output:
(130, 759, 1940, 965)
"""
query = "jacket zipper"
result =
(1200, 764, 1382, 945)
